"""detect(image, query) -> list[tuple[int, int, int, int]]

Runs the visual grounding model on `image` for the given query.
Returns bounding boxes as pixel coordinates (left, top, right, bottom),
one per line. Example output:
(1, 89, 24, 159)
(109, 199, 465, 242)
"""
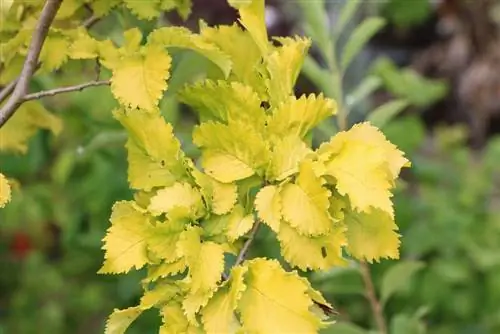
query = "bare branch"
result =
(83, 15, 100, 29)
(0, 62, 42, 105)
(0, 0, 63, 128)
(360, 261, 387, 334)
(0, 79, 18, 105)
(23, 80, 110, 102)
(234, 220, 262, 267)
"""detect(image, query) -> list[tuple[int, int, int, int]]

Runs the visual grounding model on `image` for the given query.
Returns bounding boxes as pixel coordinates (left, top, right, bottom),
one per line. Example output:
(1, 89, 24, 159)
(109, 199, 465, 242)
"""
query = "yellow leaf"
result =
(114, 109, 187, 191)
(191, 166, 237, 215)
(201, 265, 248, 334)
(201, 150, 256, 184)
(148, 182, 205, 219)
(200, 24, 265, 97)
(1, 26, 31, 69)
(160, 0, 192, 20)
(178, 227, 225, 292)
(237, 258, 320, 333)
(148, 26, 231, 77)
(225, 205, 254, 242)
(110, 45, 171, 110)
(0, 101, 61, 154)
(183, 289, 217, 324)
(267, 94, 336, 139)
(265, 37, 311, 104)
(89, 0, 121, 17)
(179, 80, 265, 129)
(344, 208, 400, 263)
(105, 306, 143, 334)
(0, 173, 12, 208)
(0, 0, 13, 17)
(99, 201, 152, 274)
(211, 179, 238, 215)
(344, 121, 411, 178)
(0, 56, 24, 85)
(254, 185, 281, 233)
(160, 301, 203, 334)
(56, 0, 83, 19)
(267, 135, 312, 181)
(228, 0, 268, 55)
(98, 39, 121, 69)
(145, 258, 187, 282)
(68, 28, 99, 59)
(318, 122, 409, 216)
(122, 28, 143, 54)
(39, 35, 70, 72)
(177, 227, 225, 320)
(147, 220, 186, 262)
(140, 283, 181, 309)
(124, 0, 161, 20)
(281, 161, 333, 236)
(193, 121, 270, 183)
(277, 222, 347, 270)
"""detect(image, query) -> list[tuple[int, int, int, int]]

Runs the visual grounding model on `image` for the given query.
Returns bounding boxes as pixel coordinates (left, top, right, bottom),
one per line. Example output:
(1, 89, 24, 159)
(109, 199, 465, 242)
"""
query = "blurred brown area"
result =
(411, 0, 500, 148)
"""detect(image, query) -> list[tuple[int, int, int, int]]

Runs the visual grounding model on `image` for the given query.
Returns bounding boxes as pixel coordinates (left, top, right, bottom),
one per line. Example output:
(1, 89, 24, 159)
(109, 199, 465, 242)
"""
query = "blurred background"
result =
(1, 0, 500, 333)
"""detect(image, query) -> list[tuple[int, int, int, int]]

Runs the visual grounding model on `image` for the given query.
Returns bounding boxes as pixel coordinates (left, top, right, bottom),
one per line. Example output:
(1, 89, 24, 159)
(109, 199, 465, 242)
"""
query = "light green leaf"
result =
(341, 17, 386, 70)
(297, 0, 329, 56)
(346, 76, 382, 110)
(301, 55, 335, 98)
(381, 261, 425, 306)
(335, 0, 362, 37)
(390, 313, 426, 334)
(367, 99, 409, 128)
(372, 57, 448, 107)
(320, 321, 368, 334)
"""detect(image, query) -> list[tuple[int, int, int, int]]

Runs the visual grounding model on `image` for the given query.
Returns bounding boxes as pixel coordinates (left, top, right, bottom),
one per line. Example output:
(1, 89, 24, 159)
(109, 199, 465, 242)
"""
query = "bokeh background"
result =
(1, 0, 500, 333)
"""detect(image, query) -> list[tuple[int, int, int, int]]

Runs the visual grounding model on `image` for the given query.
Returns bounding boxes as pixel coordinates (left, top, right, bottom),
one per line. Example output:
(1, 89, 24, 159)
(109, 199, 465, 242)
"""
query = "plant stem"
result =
(359, 261, 387, 334)
(23, 80, 110, 102)
(0, 0, 63, 127)
(234, 220, 262, 267)
(0, 79, 18, 105)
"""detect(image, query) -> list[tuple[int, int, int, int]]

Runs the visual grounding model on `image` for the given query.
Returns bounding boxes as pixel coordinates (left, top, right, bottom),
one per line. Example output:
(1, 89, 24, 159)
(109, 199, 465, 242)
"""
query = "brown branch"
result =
(234, 220, 262, 267)
(359, 261, 387, 334)
(22, 80, 110, 102)
(0, 0, 63, 128)
(83, 15, 99, 29)
(0, 79, 18, 105)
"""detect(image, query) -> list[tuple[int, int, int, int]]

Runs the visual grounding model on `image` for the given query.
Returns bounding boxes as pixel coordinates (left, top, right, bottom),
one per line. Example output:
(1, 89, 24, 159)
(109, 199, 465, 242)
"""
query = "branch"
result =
(234, 220, 262, 267)
(359, 261, 387, 334)
(23, 80, 110, 102)
(0, 79, 18, 105)
(83, 15, 99, 29)
(0, 0, 63, 128)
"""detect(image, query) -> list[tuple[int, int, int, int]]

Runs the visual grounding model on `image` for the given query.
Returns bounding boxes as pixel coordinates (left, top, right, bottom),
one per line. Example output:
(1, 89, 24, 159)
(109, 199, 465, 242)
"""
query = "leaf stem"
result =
(22, 80, 110, 102)
(359, 261, 387, 334)
(0, 0, 63, 128)
(234, 220, 262, 267)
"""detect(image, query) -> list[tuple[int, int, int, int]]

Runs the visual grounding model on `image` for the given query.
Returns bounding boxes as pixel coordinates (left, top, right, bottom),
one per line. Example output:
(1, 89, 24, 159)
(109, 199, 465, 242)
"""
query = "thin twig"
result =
(234, 220, 262, 267)
(0, 62, 42, 105)
(0, 79, 18, 104)
(83, 15, 99, 29)
(23, 80, 110, 102)
(0, 0, 63, 128)
(359, 261, 387, 334)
